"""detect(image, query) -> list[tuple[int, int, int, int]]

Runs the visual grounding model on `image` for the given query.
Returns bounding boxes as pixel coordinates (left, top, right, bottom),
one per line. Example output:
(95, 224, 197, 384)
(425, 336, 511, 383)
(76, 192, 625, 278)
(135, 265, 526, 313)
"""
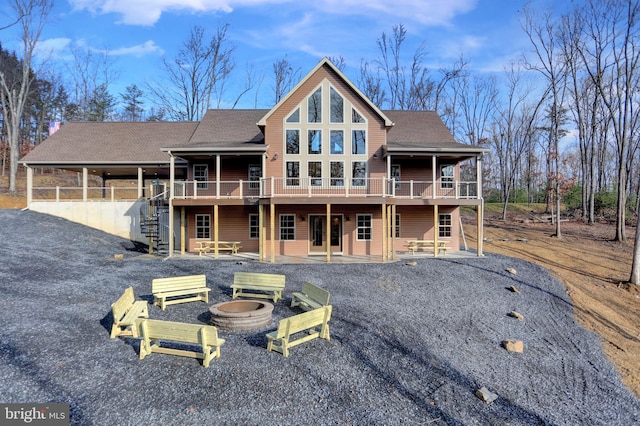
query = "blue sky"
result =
(2, 0, 569, 110)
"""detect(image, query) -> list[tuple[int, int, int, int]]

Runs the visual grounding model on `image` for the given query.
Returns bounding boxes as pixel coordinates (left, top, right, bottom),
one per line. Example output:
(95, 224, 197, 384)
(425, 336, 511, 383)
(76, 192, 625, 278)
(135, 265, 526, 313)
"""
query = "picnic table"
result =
(196, 240, 241, 256)
(405, 239, 447, 255)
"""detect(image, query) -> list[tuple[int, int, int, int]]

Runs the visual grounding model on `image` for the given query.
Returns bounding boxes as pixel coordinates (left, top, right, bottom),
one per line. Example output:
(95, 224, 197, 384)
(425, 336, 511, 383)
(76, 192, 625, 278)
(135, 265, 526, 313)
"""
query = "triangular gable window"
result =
(352, 108, 366, 123)
(286, 108, 300, 123)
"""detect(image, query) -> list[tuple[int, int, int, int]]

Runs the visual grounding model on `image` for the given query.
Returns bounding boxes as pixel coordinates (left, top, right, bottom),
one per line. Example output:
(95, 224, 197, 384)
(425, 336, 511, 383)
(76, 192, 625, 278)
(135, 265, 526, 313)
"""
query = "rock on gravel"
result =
(0, 210, 638, 425)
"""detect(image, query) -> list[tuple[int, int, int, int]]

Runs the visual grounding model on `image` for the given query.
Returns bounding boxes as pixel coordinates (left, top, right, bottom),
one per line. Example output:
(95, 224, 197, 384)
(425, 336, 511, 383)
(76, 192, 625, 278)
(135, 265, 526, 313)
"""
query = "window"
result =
(352, 161, 366, 186)
(308, 130, 322, 154)
(308, 87, 322, 123)
(248, 165, 261, 189)
(249, 214, 259, 239)
(280, 214, 296, 240)
(395, 214, 401, 238)
(195, 214, 210, 239)
(193, 164, 208, 189)
(286, 161, 300, 186)
(441, 165, 454, 189)
(330, 87, 343, 123)
(439, 214, 452, 238)
(330, 161, 344, 186)
(330, 130, 344, 154)
(308, 161, 322, 186)
(356, 214, 372, 240)
(286, 108, 300, 123)
(352, 108, 365, 123)
(286, 130, 300, 154)
(391, 164, 401, 189)
(352, 130, 366, 154)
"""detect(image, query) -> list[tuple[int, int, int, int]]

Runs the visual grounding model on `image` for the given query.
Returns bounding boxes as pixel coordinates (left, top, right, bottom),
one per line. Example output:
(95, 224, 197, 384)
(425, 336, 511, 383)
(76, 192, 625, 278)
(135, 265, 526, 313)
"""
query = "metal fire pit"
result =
(209, 300, 274, 331)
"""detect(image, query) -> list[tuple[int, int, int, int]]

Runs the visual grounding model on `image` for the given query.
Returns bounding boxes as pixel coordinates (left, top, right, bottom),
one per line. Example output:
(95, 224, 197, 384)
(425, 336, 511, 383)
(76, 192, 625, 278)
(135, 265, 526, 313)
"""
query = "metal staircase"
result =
(140, 188, 172, 255)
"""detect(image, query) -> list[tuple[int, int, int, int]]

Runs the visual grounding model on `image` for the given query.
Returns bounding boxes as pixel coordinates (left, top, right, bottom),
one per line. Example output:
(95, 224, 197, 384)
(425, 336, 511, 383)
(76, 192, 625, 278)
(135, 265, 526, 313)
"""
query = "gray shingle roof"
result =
(21, 121, 199, 164)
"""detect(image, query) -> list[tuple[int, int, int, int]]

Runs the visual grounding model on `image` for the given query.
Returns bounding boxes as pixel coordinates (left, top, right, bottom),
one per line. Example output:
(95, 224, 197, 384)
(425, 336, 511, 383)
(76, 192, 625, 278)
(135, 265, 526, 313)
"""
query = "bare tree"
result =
(0, 0, 53, 193)
(272, 55, 301, 105)
(574, 0, 640, 242)
(522, 5, 569, 238)
(148, 24, 235, 121)
(358, 59, 386, 107)
(64, 43, 117, 121)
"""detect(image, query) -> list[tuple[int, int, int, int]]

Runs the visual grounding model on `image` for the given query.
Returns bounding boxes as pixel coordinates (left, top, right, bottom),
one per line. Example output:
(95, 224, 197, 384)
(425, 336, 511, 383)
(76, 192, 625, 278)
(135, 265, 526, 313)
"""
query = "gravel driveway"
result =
(1, 210, 638, 425)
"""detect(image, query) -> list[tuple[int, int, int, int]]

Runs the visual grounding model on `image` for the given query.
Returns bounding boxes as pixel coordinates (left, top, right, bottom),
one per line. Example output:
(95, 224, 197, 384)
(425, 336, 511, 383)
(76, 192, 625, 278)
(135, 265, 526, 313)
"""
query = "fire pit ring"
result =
(209, 300, 274, 331)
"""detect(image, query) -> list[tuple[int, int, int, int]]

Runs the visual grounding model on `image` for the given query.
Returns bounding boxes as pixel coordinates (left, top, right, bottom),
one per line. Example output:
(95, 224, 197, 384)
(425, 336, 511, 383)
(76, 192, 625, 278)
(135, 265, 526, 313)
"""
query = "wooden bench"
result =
(231, 272, 286, 303)
(196, 241, 241, 256)
(291, 281, 331, 311)
(136, 319, 225, 368)
(110, 287, 149, 339)
(405, 240, 448, 255)
(266, 305, 332, 357)
(152, 274, 211, 310)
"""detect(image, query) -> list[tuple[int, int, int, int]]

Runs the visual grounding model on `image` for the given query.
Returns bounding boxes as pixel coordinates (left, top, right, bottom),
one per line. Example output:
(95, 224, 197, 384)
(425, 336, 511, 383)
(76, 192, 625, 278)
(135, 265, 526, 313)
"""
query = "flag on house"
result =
(49, 121, 61, 136)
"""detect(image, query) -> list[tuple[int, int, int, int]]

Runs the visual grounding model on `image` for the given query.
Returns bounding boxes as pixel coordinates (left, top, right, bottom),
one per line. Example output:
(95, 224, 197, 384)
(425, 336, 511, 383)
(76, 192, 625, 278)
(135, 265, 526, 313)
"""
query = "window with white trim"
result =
(308, 161, 322, 186)
(286, 129, 300, 154)
(308, 130, 322, 154)
(330, 87, 344, 123)
(356, 214, 372, 240)
(391, 164, 401, 189)
(441, 164, 454, 189)
(195, 214, 210, 239)
(352, 161, 366, 186)
(330, 130, 344, 154)
(193, 164, 208, 189)
(308, 87, 322, 123)
(287, 107, 300, 123)
(439, 214, 452, 238)
(286, 161, 300, 186)
(330, 161, 344, 186)
(248, 165, 261, 189)
(352, 130, 366, 154)
(279, 214, 296, 240)
(249, 214, 259, 239)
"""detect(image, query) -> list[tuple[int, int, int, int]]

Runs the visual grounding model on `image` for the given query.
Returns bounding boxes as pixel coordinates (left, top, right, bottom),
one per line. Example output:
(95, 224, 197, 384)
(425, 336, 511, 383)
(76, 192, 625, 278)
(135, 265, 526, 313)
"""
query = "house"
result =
(20, 58, 488, 262)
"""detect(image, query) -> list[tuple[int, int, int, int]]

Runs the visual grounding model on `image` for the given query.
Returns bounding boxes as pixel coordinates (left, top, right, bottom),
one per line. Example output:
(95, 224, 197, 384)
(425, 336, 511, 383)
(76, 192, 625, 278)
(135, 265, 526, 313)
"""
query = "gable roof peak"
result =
(257, 57, 394, 127)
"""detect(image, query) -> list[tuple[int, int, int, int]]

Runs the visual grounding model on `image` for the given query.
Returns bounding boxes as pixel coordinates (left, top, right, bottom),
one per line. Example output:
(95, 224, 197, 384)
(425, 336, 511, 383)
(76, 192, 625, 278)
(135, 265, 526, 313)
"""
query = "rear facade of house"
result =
(20, 58, 487, 261)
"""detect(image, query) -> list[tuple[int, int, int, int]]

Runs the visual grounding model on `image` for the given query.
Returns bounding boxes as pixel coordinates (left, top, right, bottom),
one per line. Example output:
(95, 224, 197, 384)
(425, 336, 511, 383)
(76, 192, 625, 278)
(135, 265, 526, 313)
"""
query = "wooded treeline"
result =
(1, 0, 639, 247)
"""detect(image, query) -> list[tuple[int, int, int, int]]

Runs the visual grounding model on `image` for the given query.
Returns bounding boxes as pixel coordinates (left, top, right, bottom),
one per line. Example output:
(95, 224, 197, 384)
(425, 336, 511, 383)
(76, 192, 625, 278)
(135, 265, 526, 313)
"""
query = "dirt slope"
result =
(463, 208, 640, 398)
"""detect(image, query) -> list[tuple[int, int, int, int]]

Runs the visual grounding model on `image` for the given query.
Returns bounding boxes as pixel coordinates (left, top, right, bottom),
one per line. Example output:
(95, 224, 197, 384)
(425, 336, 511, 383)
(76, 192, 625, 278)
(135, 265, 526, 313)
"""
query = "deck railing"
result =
(172, 178, 480, 200)
(31, 186, 141, 201)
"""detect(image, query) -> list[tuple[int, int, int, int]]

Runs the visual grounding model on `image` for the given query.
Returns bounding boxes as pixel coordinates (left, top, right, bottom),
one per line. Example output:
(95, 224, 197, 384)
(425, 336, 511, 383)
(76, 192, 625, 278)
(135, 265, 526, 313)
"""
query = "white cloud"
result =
(107, 40, 165, 57)
(35, 37, 72, 59)
(68, 0, 286, 26)
(68, 0, 476, 27)
(314, 0, 477, 26)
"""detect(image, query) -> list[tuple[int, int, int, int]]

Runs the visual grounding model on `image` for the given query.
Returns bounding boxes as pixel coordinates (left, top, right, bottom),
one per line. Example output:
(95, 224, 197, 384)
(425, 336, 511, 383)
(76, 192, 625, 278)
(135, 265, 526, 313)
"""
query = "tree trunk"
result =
(630, 213, 640, 285)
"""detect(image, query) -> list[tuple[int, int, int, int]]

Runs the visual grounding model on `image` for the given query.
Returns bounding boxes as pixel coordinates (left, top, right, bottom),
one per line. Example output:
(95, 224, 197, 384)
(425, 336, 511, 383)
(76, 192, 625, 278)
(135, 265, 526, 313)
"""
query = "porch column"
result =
(26, 166, 33, 207)
(214, 204, 219, 258)
(82, 168, 88, 201)
(180, 207, 186, 254)
(433, 204, 439, 258)
(391, 204, 397, 260)
(216, 155, 221, 199)
(477, 155, 484, 257)
(270, 203, 275, 263)
(168, 154, 175, 256)
(432, 156, 437, 199)
(259, 204, 265, 262)
(381, 203, 387, 261)
(326, 204, 331, 263)
(137, 167, 143, 199)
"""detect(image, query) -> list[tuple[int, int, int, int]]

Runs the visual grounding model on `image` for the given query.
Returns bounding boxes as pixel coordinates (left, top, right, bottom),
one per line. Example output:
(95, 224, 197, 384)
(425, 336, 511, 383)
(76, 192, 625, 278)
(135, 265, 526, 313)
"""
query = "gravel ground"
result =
(1, 209, 638, 425)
